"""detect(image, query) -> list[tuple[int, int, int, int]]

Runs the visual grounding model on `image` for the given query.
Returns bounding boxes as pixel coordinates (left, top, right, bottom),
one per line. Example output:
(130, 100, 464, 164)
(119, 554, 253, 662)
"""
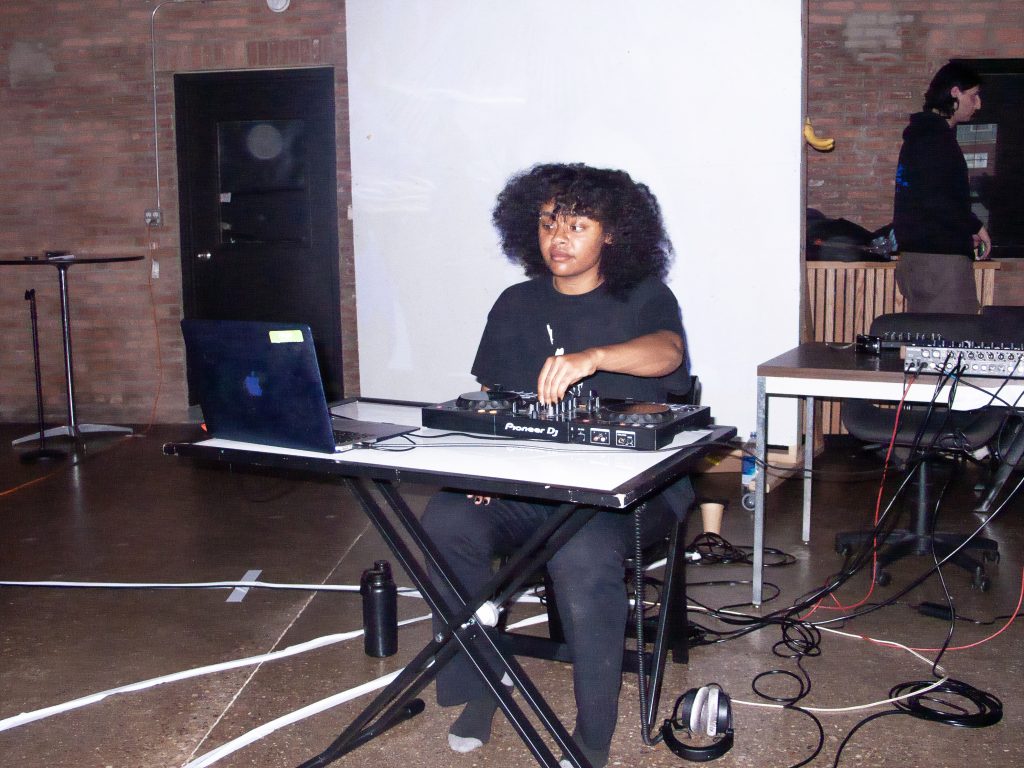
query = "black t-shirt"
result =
(472, 276, 689, 401)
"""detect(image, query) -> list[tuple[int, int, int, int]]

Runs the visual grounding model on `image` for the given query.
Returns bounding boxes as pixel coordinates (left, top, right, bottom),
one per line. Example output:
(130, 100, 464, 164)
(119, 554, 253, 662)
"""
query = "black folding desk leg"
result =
(379, 481, 611, 768)
(297, 478, 599, 768)
(375, 482, 603, 768)
(381, 480, 599, 768)
(642, 515, 687, 734)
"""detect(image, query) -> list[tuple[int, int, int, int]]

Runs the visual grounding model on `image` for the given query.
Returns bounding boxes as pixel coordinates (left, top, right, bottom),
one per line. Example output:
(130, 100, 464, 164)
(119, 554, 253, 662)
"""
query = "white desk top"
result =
(186, 401, 719, 507)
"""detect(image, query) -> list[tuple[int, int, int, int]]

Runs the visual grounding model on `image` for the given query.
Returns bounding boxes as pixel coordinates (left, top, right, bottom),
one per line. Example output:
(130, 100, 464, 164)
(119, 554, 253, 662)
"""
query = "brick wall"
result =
(0, 0, 355, 424)
(3, 2, 1022, 425)
(807, 1, 1024, 231)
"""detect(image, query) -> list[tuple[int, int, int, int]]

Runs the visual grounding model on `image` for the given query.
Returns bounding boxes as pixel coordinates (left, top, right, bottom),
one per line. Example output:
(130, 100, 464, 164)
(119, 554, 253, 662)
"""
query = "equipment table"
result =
(752, 342, 1024, 606)
(0, 255, 145, 444)
(165, 399, 734, 768)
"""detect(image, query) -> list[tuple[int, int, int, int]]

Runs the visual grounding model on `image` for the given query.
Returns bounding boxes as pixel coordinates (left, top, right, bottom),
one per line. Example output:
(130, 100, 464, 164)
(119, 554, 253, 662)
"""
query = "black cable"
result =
(809, 471, 1024, 629)
(683, 493, 1003, 768)
(773, 369, 939, 618)
(828, 657, 1000, 765)
(923, 464, 958, 676)
(631, 503, 661, 746)
(891, 679, 1002, 727)
(746, 622, 825, 768)
(682, 358, 1008, 768)
(686, 582, 783, 619)
(687, 532, 797, 567)
(832, 710, 903, 767)
(780, 706, 825, 768)
(787, 363, 1008, 629)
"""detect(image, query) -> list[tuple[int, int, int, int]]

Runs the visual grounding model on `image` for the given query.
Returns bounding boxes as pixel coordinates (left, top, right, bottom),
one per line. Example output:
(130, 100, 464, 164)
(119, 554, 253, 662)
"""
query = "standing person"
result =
(893, 60, 991, 314)
(420, 163, 694, 768)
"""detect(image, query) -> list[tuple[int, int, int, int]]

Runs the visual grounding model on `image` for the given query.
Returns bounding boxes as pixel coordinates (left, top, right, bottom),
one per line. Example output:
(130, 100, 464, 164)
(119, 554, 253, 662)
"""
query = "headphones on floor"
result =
(660, 684, 734, 762)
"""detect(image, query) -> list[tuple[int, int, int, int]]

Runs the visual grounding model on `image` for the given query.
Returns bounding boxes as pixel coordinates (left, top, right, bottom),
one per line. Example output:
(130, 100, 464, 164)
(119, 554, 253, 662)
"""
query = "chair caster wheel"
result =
(741, 492, 755, 512)
(875, 570, 892, 587)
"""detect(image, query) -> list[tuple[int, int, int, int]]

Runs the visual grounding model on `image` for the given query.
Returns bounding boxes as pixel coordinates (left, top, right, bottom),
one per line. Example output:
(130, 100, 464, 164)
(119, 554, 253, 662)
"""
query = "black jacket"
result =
(892, 111, 982, 256)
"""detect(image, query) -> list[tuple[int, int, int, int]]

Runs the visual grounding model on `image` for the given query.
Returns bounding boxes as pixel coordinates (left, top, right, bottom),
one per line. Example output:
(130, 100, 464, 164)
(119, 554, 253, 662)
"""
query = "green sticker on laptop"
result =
(268, 330, 304, 343)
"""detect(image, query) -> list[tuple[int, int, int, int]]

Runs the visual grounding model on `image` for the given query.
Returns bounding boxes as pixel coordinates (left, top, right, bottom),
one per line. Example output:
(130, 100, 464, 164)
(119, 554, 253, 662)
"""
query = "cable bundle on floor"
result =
(687, 532, 797, 567)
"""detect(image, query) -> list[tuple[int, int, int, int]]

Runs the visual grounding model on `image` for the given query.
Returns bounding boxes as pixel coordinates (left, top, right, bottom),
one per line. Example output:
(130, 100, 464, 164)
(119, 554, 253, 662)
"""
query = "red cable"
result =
(0, 473, 58, 498)
(800, 373, 917, 618)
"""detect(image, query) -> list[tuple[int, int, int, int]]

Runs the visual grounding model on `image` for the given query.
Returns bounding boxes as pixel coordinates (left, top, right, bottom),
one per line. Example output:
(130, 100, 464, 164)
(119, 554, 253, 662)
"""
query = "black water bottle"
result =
(360, 560, 398, 657)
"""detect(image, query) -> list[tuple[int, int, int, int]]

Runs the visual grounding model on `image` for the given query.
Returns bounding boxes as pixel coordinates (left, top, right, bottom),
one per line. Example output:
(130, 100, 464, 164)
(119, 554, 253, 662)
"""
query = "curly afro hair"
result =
(491, 163, 673, 298)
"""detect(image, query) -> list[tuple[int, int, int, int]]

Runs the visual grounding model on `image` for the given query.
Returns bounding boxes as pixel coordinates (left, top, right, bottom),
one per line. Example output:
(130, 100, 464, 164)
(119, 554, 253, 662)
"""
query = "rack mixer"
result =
(904, 341, 1024, 378)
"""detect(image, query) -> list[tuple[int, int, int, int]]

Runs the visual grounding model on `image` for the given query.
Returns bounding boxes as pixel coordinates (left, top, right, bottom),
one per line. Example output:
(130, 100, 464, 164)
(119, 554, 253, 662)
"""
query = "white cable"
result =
(0, 579, 525, 601)
(0, 596, 550, 736)
(183, 668, 405, 768)
(0, 572, 555, 762)
(184, 608, 553, 767)
(731, 676, 950, 713)
(0, 614, 429, 734)
(688, 605, 949, 713)
(0, 579, 365, 592)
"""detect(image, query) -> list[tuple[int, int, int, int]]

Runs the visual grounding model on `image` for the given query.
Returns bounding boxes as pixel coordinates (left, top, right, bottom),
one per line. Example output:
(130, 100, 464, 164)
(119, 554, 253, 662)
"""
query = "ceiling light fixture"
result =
(266, 0, 290, 11)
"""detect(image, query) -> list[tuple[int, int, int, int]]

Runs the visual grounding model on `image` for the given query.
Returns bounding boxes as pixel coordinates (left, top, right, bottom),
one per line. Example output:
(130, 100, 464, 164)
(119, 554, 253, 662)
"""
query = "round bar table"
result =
(0, 255, 144, 444)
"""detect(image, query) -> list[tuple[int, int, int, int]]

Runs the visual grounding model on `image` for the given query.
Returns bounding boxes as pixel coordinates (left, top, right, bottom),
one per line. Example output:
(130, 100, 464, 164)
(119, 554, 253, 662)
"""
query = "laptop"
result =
(181, 319, 417, 453)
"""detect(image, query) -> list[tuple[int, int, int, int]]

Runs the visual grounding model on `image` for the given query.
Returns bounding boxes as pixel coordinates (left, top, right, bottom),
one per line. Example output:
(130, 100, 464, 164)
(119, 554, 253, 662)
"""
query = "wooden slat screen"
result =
(805, 260, 999, 433)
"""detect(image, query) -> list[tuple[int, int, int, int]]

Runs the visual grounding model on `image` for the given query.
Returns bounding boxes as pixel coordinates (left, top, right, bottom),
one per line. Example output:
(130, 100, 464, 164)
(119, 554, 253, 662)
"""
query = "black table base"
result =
(298, 477, 597, 768)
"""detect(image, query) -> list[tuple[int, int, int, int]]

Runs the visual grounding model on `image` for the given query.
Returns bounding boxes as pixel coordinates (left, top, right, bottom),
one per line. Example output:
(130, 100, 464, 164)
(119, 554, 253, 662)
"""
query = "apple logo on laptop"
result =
(244, 371, 263, 397)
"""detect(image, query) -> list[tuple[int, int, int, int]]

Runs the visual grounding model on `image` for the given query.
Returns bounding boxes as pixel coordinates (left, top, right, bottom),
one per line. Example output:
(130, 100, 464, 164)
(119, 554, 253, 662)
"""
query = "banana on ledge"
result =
(803, 118, 835, 152)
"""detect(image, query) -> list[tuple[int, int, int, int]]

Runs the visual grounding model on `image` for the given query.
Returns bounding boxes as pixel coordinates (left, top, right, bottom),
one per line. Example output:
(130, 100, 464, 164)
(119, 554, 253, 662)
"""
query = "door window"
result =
(217, 119, 311, 245)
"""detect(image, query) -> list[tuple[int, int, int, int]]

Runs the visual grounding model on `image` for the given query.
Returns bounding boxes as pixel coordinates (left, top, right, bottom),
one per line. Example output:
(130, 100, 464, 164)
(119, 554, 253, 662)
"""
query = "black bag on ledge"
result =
(806, 208, 894, 262)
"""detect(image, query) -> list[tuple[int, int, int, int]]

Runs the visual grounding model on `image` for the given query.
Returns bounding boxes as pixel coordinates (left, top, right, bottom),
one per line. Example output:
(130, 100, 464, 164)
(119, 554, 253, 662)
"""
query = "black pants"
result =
(420, 485, 688, 752)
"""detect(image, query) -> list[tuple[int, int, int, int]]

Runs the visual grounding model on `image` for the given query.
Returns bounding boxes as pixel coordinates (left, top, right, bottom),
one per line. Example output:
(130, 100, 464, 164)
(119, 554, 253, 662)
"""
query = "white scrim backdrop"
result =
(346, 0, 802, 439)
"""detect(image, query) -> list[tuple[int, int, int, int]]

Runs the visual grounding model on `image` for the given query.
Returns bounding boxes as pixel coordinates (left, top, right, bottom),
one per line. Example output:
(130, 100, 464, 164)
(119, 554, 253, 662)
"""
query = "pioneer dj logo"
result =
(504, 422, 558, 437)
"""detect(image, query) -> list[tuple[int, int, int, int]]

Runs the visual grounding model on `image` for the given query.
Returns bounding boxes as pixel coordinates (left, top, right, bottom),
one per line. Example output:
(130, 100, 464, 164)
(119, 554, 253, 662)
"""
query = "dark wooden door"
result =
(175, 67, 343, 401)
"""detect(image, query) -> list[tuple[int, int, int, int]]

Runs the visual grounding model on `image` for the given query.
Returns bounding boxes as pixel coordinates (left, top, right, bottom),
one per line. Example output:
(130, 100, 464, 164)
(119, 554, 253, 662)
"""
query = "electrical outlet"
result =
(144, 209, 163, 227)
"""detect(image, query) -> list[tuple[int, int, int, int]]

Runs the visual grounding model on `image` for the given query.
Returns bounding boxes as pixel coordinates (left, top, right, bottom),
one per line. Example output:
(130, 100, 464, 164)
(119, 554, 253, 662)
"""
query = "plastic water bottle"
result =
(360, 560, 398, 657)
(741, 432, 758, 511)
(741, 432, 758, 489)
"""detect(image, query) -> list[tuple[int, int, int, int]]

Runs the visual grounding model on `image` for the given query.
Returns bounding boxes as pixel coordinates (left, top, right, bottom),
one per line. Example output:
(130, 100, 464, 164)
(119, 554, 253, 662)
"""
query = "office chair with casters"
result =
(976, 415, 1024, 514)
(974, 306, 1024, 514)
(835, 313, 1004, 591)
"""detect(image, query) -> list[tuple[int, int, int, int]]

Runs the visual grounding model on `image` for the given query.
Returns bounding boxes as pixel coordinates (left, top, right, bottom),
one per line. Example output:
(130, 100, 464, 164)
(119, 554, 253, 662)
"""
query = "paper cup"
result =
(700, 502, 725, 535)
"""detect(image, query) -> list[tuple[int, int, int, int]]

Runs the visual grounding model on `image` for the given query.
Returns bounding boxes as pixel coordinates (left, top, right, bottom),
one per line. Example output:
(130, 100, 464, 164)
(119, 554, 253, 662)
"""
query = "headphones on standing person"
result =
(660, 684, 734, 762)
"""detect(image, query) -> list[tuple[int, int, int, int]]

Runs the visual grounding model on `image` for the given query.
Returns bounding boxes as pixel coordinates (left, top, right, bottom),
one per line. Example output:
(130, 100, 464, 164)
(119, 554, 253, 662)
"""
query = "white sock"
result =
(448, 732, 485, 753)
(446, 678, 514, 753)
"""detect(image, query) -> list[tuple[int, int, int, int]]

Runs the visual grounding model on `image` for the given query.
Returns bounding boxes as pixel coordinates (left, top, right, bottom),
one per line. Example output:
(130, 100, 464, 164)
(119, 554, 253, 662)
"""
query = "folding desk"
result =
(753, 343, 1024, 605)
(165, 400, 735, 768)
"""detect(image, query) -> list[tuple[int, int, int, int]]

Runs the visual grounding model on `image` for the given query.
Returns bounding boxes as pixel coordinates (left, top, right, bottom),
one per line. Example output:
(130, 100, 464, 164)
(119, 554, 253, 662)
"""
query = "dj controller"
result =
(421, 390, 712, 450)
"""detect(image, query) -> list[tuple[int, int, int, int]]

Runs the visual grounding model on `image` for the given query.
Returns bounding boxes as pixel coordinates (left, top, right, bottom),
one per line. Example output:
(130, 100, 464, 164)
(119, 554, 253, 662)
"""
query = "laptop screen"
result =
(181, 319, 338, 452)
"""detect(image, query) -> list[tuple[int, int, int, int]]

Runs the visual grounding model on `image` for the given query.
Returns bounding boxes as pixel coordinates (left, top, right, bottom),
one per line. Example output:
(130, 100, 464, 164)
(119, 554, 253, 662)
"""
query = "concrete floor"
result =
(1, 424, 1022, 768)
